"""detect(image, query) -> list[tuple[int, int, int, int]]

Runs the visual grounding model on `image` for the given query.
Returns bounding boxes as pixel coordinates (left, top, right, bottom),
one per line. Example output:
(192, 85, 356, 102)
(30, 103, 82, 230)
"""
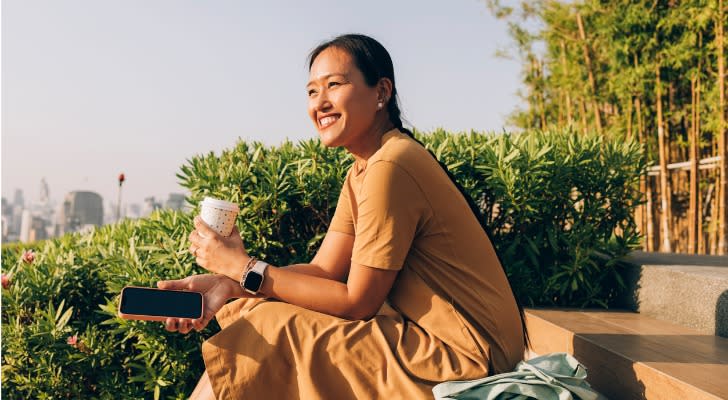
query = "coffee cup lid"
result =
(202, 197, 239, 212)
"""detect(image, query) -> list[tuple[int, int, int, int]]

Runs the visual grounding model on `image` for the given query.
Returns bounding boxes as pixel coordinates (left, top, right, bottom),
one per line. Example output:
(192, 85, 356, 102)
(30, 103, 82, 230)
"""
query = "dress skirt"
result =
(202, 268, 495, 399)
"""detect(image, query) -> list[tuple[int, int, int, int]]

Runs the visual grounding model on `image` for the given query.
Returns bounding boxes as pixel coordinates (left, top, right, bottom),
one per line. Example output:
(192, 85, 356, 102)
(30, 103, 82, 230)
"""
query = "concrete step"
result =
(617, 251, 728, 337)
(525, 308, 728, 400)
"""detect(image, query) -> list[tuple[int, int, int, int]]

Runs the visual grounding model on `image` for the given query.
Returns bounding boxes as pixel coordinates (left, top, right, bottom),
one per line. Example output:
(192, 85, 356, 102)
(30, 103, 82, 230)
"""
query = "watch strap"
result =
(239, 257, 258, 291)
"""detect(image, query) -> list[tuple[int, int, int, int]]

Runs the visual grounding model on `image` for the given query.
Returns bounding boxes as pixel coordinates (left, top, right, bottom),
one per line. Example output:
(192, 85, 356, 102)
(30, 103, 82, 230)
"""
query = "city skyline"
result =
(2, 0, 523, 207)
(1, 186, 189, 243)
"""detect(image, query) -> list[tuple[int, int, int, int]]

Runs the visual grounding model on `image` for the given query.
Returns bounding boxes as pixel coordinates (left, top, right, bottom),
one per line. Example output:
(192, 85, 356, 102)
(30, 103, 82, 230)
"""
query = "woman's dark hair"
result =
(308, 33, 529, 349)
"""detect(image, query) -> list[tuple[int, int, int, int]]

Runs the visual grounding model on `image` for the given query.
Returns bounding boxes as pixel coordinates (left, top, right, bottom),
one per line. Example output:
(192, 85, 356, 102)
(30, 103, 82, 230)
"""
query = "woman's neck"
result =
(348, 118, 396, 166)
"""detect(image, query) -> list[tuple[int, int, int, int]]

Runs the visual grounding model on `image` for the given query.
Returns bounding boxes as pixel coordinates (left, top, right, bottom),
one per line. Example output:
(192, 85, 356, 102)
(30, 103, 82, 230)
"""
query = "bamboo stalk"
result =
(635, 94, 654, 251)
(560, 40, 573, 125)
(717, 0, 727, 254)
(656, 61, 672, 252)
(689, 76, 699, 253)
(579, 99, 588, 135)
(697, 55, 704, 253)
(537, 58, 547, 129)
(699, 169, 704, 253)
(627, 96, 633, 141)
(576, 10, 603, 135)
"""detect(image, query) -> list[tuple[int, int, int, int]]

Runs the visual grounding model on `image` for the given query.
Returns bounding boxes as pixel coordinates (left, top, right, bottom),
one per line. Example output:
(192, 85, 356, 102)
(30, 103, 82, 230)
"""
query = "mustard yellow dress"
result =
(202, 129, 525, 399)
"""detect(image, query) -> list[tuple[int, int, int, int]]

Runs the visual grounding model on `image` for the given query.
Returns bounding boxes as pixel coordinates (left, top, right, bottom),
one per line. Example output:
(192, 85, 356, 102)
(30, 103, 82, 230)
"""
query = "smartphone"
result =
(118, 286, 203, 321)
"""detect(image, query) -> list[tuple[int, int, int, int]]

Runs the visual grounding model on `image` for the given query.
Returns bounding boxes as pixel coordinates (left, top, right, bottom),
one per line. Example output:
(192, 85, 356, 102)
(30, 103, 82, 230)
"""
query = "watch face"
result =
(244, 272, 263, 292)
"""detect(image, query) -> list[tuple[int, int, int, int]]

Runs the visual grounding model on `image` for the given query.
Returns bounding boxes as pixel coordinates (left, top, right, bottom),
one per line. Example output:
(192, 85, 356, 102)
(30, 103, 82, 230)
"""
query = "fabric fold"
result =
(432, 353, 607, 400)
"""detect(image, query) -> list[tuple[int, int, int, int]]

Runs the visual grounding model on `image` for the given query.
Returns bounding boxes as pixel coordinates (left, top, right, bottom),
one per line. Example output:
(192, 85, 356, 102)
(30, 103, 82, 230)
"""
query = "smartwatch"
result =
(242, 260, 269, 295)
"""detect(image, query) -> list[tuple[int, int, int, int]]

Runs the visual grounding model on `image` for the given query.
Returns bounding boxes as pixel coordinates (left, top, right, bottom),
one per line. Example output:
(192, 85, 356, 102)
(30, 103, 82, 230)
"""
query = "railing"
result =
(646, 156, 721, 175)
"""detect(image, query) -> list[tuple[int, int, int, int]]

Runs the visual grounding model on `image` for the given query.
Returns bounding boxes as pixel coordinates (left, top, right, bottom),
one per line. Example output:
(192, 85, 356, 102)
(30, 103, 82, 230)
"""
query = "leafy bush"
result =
(1, 128, 643, 398)
(2, 212, 205, 399)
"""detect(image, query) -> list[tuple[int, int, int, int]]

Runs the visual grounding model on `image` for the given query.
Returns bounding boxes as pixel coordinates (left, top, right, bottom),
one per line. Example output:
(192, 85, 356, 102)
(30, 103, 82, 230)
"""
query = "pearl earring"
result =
(377, 102, 383, 109)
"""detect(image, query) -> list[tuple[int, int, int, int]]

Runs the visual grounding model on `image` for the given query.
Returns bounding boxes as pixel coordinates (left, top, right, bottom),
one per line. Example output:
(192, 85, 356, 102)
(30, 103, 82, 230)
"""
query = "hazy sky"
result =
(2, 0, 522, 208)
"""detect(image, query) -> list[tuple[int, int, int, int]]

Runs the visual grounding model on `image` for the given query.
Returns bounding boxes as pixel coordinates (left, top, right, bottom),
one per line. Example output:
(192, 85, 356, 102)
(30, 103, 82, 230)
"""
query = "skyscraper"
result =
(13, 189, 24, 208)
(165, 193, 186, 211)
(39, 178, 50, 205)
(19, 210, 32, 242)
(2, 197, 11, 242)
(56, 191, 104, 235)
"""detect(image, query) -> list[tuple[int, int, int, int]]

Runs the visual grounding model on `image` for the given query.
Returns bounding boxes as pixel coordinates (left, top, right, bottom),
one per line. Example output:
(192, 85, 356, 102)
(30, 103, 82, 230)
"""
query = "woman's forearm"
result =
(225, 261, 346, 296)
(229, 264, 350, 317)
(261, 266, 361, 319)
(281, 263, 345, 281)
(224, 264, 357, 318)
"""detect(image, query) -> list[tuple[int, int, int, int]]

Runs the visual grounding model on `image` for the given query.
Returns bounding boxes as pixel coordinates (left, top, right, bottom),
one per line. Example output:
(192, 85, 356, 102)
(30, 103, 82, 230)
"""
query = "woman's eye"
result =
(307, 89, 317, 97)
(328, 81, 340, 88)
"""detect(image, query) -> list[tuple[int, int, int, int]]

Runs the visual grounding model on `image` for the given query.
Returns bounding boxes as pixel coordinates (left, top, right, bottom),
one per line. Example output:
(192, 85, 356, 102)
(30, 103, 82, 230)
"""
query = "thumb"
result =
(230, 225, 241, 236)
(157, 276, 191, 290)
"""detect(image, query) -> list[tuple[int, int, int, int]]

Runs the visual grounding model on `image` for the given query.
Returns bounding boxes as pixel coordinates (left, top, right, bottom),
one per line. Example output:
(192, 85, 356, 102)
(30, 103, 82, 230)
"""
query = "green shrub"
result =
(1, 128, 643, 398)
(2, 212, 206, 399)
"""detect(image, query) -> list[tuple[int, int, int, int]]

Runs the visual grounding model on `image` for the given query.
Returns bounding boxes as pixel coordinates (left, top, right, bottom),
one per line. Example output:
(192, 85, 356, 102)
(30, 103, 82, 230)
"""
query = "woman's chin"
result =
(318, 129, 344, 147)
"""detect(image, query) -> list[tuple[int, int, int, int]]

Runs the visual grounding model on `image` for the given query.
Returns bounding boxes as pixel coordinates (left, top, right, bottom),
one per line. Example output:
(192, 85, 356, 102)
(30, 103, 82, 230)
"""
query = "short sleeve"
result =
(351, 161, 425, 270)
(328, 172, 355, 235)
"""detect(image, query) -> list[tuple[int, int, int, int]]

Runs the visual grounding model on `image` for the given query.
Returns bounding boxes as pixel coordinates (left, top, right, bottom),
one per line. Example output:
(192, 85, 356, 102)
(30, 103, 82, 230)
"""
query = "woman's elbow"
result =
(341, 303, 378, 321)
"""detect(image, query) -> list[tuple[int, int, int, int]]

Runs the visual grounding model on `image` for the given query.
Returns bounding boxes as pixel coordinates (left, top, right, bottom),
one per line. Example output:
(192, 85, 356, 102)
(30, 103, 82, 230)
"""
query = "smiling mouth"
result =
(318, 115, 340, 129)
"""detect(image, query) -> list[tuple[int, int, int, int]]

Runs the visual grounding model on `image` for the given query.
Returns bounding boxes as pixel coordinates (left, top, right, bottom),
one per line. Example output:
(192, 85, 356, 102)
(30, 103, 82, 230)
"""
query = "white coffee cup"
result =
(200, 197, 239, 237)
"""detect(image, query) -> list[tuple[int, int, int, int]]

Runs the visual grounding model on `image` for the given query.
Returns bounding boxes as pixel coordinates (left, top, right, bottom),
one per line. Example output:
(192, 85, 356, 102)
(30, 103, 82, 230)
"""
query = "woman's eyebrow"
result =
(306, 73, 345, 87)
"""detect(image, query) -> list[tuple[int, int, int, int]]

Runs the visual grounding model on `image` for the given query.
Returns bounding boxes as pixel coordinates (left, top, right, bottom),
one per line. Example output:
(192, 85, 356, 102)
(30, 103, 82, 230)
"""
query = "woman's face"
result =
(307, 47, 380, 148)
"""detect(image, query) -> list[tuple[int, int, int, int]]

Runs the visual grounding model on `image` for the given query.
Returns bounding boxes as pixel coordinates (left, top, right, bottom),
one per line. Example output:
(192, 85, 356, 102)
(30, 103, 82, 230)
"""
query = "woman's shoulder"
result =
(370, 130, 439, 177)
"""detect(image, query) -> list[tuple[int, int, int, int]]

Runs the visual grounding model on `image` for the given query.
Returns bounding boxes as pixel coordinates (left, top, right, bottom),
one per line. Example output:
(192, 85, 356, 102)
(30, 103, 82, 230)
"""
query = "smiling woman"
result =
(158, 33, 527, 399)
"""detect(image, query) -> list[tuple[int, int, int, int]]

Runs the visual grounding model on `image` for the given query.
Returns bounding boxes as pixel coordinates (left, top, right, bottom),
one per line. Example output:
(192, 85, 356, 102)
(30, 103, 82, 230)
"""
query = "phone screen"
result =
(120, 287, 202, 319)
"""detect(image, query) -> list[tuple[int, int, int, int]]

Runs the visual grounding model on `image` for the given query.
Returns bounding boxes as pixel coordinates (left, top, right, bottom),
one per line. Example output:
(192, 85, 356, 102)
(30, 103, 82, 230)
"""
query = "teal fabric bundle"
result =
(432, 353, 608, 400)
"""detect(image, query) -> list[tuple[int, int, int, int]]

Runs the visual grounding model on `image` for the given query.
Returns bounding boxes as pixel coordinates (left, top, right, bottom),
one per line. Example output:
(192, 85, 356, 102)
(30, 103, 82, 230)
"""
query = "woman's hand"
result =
(156, 274, 244, 333)
(188, 216, 250, 280)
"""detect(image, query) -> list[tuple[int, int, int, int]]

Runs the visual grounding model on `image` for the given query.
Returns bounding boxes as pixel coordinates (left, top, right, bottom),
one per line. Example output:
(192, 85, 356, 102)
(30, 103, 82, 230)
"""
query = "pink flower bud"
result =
(21, 250, 35, 264)
(1, 274, 10, 290)
(67, 335, 78, 347)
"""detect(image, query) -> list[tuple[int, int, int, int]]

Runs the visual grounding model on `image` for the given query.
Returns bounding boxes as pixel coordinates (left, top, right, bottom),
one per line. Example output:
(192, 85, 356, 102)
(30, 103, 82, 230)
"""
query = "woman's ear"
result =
(377, 77, 394, 103)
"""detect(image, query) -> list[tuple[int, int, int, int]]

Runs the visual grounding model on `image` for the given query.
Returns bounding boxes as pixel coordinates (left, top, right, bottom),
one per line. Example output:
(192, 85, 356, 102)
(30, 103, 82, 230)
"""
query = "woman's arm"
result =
(279, 230, 355, 282)
(190, 218, 397, 320)
(260, 261, 397, 320)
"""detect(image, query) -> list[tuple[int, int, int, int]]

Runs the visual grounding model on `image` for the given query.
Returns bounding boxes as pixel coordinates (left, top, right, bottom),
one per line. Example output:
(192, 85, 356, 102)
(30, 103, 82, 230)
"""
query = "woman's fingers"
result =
(164, 318, 178, 332)
(189, 230, 203, 246)
(194, 216, 219, 239)
(178, 319, 193, 334)
(164, 318, 197, 334)
(189, 244, 205, 259)
(193, 318, 206, 331)
(157, 276, 190, 290)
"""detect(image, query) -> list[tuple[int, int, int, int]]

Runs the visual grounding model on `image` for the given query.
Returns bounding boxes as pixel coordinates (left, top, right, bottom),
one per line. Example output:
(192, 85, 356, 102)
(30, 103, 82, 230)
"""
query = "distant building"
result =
(9, 204, 24, 239)
(39, 178, 50, 205)
(27, 215, 49, 242)
(2, 197, 11, 242)
(19, 210, 32, 242)
(32, 178, 56, 225)
(142, 197, 162, 217)
(13, 189, 24, 208)
(56, 191, 104, 236)
(165, 193, 186, 211)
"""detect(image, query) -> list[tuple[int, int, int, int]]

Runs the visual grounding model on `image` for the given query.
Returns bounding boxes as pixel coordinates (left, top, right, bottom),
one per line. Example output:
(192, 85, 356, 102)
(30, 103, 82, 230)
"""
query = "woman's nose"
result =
(313, 90, 332, 112)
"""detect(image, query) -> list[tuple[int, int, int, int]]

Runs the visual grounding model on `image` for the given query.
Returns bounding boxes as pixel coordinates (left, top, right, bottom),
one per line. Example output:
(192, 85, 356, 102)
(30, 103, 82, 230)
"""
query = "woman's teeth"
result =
(319, 116, 339, 128)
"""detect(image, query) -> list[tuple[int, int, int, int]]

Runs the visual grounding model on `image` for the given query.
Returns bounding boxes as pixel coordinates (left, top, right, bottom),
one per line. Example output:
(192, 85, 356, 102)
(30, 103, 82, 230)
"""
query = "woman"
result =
(158, 33, 527, 399)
